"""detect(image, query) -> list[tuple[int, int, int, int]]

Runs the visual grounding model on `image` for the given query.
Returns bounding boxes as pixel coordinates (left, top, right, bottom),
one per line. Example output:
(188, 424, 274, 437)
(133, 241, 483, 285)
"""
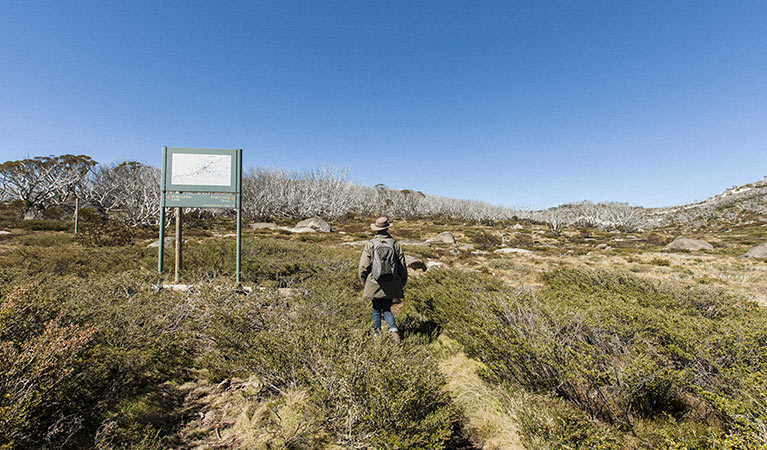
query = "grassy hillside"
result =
(1, 212, 766, 449)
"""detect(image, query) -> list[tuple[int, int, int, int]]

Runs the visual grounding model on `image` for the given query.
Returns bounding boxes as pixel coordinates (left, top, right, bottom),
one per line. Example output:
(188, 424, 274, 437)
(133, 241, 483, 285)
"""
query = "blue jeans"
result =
(372, 298, 398, 333)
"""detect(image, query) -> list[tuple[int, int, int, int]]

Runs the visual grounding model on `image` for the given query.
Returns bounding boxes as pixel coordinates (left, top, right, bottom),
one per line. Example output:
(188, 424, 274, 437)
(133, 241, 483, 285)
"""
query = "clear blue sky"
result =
(1, 1, 765, 209)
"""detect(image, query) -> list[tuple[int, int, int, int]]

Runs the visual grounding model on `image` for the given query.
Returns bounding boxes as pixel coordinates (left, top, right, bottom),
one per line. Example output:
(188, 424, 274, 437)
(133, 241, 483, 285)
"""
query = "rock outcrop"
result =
(494, 248, 533, 255)
(405, 255, 427, 272)
(399, 239, 430, 247)
(295, 217, 332, 232)
(287, 227, 316, 233)
(665, 236, 713, 251)
(743, 242, 767, 258)
(425, 231, 456, 244)
(426, 261, 447, 270)
(251, 218, 331, 233)
(147, 237, 178, 248)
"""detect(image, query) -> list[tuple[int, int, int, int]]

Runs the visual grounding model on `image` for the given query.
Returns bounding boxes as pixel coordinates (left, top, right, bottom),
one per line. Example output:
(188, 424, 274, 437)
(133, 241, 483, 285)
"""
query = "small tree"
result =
(115, 162, 160, 226)
(84, 161, 161, 226)
(536, 207, 568, 235)
(0, 155, 96, 219)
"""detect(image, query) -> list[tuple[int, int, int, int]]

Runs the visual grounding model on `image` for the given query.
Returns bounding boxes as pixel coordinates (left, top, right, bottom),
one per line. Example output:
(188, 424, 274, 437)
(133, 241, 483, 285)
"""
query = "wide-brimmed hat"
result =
(370, 216, 391, 231)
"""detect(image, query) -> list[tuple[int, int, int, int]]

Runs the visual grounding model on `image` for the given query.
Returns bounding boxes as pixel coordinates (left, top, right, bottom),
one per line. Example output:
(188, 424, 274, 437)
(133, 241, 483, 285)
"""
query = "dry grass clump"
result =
(433, 336, 525, 450)
(177, 376, 329, 449)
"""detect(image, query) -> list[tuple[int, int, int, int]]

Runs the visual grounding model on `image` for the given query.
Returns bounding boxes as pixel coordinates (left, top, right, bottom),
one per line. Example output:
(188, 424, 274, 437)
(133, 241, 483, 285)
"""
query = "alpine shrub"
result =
(407, 268, 767, 447)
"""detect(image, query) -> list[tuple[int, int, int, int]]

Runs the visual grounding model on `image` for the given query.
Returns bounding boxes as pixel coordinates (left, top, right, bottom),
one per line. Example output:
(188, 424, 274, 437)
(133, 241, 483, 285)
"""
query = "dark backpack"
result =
(370, 238, 400, 281)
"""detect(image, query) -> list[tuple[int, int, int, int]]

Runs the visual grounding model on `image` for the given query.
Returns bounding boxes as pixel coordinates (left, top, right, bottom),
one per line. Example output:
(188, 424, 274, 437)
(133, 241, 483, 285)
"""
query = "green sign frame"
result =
(158, 146, 243, 284)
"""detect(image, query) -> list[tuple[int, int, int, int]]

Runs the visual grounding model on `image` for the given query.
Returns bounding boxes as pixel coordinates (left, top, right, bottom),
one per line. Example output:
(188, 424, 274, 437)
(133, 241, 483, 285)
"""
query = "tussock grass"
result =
(178, 376, 330, 449)
(434, 337, 525, 450)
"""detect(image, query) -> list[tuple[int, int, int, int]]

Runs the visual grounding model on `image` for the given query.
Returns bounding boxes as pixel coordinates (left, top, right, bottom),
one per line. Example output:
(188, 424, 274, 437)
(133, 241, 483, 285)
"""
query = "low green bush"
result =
(402, 245, 438, 260)
(76, 219, 134, 247)
(16, 231, 76, 247)
(76, 206, 104, 224)
(514, 390, 623, 450)
(506, 232, 535, 248)
(295, 232, 326, 243)
(0, 244, 156, 277)
(0, 270, 193, 449)
(0, 309, 98, 448)
(184, 237, 358, 286)
(41, 206, 66, 220)
(488, 258, 523, 271)
(470, 230, 502, 250)
(0, 202, 23, 228)
(17, 219, 71, 231)
(647, 232, 671, 246)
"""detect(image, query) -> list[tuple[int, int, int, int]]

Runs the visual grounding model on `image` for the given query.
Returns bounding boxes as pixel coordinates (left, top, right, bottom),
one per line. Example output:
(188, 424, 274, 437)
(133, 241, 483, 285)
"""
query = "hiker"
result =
(358, 216, 408, 341)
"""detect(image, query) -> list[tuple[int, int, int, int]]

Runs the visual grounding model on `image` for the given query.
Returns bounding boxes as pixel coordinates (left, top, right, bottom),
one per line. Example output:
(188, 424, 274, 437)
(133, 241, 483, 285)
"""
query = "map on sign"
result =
(171, 153, 232, 186)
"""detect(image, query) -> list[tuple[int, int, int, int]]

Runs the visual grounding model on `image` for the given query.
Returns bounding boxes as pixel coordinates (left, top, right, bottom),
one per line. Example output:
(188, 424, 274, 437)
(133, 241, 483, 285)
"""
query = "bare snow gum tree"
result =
(0, 155, 96, 219)
(0, 154, 664, 231)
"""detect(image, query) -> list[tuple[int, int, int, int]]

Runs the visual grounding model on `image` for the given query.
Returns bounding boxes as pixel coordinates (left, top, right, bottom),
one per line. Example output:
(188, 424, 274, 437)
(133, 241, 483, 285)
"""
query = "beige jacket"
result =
(358, 232, 408, 300)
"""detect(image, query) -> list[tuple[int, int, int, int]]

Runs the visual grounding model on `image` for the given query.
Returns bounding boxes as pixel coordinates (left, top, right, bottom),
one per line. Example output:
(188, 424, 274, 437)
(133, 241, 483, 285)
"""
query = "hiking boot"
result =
(390, 330, 401, 342)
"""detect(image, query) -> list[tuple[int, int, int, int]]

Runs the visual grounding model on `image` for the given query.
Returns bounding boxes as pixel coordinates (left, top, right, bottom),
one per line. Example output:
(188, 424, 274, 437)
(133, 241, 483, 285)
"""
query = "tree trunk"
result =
(23, 206, 42, 220)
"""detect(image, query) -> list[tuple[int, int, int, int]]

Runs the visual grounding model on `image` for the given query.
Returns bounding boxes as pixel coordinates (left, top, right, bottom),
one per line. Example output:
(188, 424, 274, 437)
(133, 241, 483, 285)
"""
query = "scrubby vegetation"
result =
(0, 234, 458, 449)
(407, 269, 767, 448)
(0, 269, 190, 449)
(2, 217, 766, 449)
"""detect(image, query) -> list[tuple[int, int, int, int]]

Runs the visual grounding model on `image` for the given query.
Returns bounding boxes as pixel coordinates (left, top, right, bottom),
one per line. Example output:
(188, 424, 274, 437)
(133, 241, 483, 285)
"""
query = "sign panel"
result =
(164, 192, 237, 208)
(171, 153, 232, 186)
(163, 147, 239, 193)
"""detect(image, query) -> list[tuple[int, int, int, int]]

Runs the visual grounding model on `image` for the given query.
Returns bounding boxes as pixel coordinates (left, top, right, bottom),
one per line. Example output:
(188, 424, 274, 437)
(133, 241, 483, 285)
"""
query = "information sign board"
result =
(158, 146, 243, 284)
